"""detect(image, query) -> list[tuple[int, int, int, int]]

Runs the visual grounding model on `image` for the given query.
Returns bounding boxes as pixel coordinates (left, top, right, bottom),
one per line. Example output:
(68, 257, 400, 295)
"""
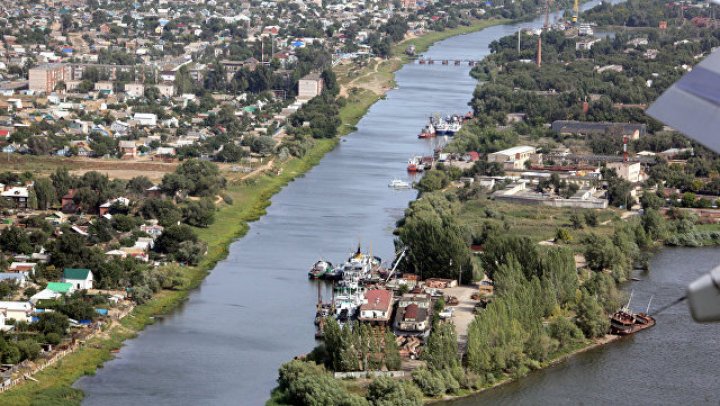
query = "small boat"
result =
(389, 179, 411, 189)
(407, 156, 425, 172)
(610, 293, 656, 335)
(308, 260, 333, 279)
(418, 123, 436, 139)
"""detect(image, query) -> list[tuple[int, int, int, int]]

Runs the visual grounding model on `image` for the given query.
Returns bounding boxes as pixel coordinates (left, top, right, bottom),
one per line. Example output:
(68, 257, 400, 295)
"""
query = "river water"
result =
(76, 2, 720, 405)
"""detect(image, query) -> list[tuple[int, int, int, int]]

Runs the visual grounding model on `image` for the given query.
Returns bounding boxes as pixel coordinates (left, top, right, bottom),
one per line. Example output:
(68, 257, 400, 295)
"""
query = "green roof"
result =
(63, 268, 91, 280)
(46, 282, 74, 294)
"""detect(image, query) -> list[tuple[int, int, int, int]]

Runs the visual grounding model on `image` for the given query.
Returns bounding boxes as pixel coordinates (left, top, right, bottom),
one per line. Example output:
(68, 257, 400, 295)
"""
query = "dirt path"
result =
(442, 285, 480, 350)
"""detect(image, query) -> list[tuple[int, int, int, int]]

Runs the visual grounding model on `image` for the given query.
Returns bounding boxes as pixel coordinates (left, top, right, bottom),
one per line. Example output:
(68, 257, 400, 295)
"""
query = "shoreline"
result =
(0, 17, 515, 405)
(431, 334, 623, 404)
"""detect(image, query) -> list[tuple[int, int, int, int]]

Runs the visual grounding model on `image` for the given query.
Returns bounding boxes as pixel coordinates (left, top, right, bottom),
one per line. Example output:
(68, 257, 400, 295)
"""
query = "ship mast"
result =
(646, 295, 654, 314)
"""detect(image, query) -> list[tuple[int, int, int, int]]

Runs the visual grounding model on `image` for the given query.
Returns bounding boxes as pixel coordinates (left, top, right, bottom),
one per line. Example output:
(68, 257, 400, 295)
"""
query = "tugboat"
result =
(308, 260, 333, 279)
(406, 156, 425, 172)
(610, 293, 656, 335)
(418, 123, 436, 139)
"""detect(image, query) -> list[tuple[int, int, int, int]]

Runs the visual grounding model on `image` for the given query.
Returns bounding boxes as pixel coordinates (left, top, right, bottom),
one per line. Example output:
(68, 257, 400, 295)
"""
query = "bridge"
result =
(416, 58, 479, 66)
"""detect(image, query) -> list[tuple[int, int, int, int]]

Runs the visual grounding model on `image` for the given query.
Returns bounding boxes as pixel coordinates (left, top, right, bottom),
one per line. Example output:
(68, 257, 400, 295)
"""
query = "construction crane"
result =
(572, 0, 579, 24)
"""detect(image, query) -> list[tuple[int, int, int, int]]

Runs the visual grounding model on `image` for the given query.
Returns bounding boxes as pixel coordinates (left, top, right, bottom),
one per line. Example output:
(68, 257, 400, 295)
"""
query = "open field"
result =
(458, 198, 623, 252)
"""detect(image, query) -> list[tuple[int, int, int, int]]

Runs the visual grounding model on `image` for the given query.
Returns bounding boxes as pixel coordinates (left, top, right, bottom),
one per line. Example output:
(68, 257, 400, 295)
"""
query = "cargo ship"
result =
(609, 294, 656, 335)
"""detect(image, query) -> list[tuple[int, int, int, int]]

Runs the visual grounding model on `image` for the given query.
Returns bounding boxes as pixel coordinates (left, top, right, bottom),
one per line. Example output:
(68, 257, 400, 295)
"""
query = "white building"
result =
(487, 146, 538, 170)
(606, 161, 643, 183)
(133, 113, 158, 126)
(298, 72, 324, 100)
(124, 82, 145, 98)
(0, 301, 34, 323)
(62, 268, 94, 290)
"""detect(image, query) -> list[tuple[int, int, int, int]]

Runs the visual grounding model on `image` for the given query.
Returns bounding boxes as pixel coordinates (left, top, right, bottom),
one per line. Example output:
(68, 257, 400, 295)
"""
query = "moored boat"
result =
(308, 260, 333, 279)
(389, 179, 411, 189)
(609, 294, 656, 335)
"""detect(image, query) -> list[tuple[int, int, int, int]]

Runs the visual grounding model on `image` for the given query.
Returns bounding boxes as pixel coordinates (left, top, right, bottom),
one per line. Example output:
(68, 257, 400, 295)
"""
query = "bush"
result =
(45, 332, 62, 345)
(411, 368, 446, 397)
(548, 316, 584, 350)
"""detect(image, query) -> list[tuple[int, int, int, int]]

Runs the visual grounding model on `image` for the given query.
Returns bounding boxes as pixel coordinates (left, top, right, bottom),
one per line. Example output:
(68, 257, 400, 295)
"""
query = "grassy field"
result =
(458, 198, 622, 252)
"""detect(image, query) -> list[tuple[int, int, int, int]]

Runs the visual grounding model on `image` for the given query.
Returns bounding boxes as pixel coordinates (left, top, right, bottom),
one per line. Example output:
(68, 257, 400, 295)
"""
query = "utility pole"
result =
(517, 28, 521, 53)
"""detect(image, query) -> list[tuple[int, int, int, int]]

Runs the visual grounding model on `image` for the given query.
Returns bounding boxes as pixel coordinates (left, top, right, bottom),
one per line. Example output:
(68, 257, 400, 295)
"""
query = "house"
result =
(62, 268, 93, 290)
(606, 161, 643, 183)
(8, 262, 36, 276)
(358, 289, 393, 325)
(0, 301, 34, 323)
(133, 113, 157, 126)
(61, 188, 78, 213)
(119, 140, 137, 158)
(0, 273, 27, 287)
(551, 120, 647, 137)
(156, 83, 175, 98)
(298, 72, 324, 100)
(393, 293, 432, 336)
(487, 146, 537, 170)
(140, 223, 164, 238)
(124, 82, 145, 97)
(46, 282, 75, 296)
(1, 187, 29, 209)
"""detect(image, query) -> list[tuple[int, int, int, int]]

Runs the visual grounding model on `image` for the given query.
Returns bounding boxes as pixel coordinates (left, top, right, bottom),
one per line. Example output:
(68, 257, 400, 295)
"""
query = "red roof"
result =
(0, 129, 9, 137)
(405, 304, 419, 319)
(361, 289, 392, 312)
(467, 151, 480, 161)
(62, 189, 77, 200)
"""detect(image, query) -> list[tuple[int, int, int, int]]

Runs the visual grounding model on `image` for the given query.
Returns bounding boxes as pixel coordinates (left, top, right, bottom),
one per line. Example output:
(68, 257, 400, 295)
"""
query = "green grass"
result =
(458, 199, 622, 252)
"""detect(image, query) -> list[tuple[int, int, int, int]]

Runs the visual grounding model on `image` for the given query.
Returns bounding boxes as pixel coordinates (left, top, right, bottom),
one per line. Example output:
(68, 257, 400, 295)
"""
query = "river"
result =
(75, 2, 720, 405)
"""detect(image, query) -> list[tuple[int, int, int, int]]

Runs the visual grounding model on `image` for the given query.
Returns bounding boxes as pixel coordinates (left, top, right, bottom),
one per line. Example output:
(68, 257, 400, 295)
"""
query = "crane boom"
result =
(572, 0, 579, 24)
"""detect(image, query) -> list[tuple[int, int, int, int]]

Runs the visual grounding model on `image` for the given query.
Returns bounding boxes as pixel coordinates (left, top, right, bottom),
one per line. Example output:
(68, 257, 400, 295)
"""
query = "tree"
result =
(51, 167, 76, 203)
(34, 312, 70, 336)
(161, 159, 226, 197)
(583, 234, 623, 272)
(140, 199, 182, 227)
(155, 224, 198, 254)
(182, 199, 216, 227)
(575, 289, 609, 338)
(398, 203, 471, 280)
(216, 143, 247, 163)
(0, 226, 33, 254)
(144, 85, 160, 100)
(367, 377, 423, 406)
(416, 170, 449, 193)
(33, 178, 55, 210)
(583, 210, 599, 227)
(127, 176, 154, 195)
(111, 214, 138, 232)
(423, 323, 459, 370)
(569, 212, 584, 229)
